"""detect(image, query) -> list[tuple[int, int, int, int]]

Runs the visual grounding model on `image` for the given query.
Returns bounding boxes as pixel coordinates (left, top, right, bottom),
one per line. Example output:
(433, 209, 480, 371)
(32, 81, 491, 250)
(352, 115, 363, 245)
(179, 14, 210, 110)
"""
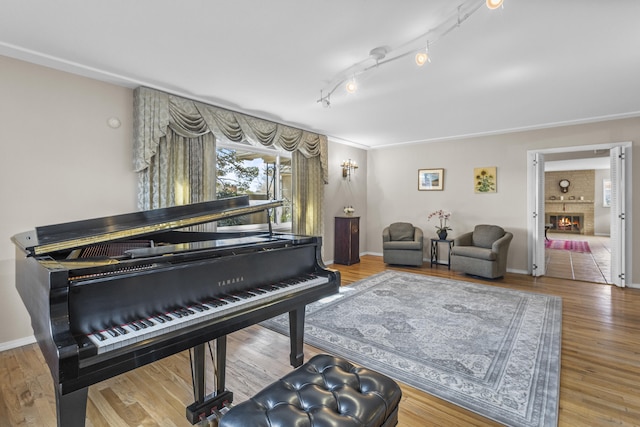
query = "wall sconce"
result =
(341, 159, 358, 180)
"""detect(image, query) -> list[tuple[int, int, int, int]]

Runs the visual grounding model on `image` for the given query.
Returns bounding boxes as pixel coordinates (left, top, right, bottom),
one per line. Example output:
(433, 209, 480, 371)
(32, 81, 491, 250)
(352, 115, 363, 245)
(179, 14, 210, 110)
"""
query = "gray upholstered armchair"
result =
(450, 224, 513, 279)
(382, 222, 424, 266)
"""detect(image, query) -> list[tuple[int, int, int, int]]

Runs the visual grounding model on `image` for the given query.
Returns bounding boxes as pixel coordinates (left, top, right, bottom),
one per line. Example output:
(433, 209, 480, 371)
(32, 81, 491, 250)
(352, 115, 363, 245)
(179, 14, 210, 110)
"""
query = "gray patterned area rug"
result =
(261, 271, 561, 427)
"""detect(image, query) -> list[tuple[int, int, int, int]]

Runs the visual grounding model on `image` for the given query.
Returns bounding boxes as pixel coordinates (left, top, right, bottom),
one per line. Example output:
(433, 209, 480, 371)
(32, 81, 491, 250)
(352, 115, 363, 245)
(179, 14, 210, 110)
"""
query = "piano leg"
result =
(289, 307, 305, 368)
(193, 343, 206, 403)
(215, 336, 227, 395)
(56, 387, 88, 427)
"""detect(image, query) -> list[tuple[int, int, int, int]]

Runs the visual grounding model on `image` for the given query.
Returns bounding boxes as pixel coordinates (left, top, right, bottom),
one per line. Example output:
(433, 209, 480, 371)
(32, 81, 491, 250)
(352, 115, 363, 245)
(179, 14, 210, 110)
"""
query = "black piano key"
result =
(107, 329, 119, 338)
(115, 326, 128, 335)
(93, 332, 107, 341)
(208, 299, 227, 307)
(141, 319, 154, 327)
(133, 320, 147, 329)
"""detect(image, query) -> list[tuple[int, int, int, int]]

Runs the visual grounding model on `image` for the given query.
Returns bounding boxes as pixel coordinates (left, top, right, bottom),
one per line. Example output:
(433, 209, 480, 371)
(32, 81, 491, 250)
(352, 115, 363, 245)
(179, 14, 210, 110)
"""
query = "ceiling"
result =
(2, 0, 640, 149)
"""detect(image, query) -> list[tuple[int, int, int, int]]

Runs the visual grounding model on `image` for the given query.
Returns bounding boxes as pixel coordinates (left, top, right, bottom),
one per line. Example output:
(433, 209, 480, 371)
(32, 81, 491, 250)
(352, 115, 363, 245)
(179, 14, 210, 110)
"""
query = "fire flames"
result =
(558, 216, 580, 230)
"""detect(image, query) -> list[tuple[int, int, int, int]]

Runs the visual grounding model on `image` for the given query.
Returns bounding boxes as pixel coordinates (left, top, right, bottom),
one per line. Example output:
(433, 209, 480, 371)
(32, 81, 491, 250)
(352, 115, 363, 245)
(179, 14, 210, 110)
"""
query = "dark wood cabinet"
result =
(334, 216, 360, 265)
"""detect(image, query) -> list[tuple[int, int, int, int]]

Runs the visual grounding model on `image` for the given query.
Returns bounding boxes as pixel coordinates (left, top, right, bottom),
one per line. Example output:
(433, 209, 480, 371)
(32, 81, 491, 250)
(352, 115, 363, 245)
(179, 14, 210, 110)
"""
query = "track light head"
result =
(415, 42, 431, 67)
(317, 91, 331, 108)
(345, 79, 357, 94)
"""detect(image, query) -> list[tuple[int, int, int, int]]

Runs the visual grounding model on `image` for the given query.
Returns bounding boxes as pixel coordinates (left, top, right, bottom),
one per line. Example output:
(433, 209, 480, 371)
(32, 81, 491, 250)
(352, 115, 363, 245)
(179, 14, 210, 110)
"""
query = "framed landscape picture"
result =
(418, 168, 444, 191)
(474, 166, 497, 193)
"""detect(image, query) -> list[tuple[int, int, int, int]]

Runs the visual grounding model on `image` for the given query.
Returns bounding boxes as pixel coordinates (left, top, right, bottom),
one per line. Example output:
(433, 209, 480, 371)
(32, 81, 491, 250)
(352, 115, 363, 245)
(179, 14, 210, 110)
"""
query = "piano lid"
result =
(12, 196, 283, 257)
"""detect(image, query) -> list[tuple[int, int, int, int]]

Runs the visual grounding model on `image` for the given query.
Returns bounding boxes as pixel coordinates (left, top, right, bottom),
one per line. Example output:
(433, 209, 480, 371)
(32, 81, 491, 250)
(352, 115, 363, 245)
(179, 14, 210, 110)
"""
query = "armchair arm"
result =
(491, 232, 513, 253)
(492, 232, 513, 273)
(413, 227, 424, 248)
(453, 232, 473, 247)
(382, 227, 391, 243)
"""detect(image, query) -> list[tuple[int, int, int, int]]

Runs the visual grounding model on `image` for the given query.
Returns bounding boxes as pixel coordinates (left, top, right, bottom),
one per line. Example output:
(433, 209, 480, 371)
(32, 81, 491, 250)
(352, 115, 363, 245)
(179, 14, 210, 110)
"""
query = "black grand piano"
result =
(11, 195, 340, 426)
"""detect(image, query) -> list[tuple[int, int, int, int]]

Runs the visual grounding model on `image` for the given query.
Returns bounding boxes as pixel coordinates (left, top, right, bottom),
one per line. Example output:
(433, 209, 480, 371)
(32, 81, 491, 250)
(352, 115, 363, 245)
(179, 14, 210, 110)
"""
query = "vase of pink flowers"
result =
(428, 209, 452, 240)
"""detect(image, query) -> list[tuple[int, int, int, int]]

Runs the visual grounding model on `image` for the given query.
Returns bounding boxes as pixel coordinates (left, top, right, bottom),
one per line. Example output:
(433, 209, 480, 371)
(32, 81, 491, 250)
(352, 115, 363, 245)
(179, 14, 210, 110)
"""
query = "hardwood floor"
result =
(2, 255, 640, 426)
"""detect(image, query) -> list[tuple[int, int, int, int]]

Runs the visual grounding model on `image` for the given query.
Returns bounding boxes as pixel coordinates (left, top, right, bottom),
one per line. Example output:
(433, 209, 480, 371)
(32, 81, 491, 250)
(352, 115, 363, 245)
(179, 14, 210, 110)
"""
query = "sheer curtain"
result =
(133, 87, 328, 236)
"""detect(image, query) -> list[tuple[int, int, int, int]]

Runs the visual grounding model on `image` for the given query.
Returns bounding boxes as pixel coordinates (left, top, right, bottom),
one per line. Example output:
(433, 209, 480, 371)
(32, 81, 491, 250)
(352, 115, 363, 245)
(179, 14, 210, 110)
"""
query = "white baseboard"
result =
(365, 251, 382, 257)
(0, 335, 36, 352)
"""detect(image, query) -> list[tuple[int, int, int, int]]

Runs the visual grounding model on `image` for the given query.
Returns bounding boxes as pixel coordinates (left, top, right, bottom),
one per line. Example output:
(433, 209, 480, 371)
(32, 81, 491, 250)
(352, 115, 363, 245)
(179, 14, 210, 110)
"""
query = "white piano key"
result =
(87, 274, 329, 354)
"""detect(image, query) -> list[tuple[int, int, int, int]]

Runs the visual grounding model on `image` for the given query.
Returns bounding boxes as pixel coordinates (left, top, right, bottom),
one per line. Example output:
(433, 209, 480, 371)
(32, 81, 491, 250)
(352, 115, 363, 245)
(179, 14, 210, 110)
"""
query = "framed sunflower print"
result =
(474, 166, 497, 193)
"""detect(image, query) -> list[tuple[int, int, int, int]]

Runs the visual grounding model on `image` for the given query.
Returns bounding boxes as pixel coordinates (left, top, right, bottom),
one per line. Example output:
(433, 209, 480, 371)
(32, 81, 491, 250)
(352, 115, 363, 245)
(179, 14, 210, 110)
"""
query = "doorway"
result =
(527, 142, 632, 287)
(543, 153, 611, 284)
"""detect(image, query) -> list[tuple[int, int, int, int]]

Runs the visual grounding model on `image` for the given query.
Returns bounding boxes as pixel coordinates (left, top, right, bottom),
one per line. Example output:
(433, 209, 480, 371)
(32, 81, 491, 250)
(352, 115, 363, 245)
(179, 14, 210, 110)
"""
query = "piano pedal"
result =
(197, 403, 233, 427)
(186, 390, 233, 425)
(197, 412, 218, 427)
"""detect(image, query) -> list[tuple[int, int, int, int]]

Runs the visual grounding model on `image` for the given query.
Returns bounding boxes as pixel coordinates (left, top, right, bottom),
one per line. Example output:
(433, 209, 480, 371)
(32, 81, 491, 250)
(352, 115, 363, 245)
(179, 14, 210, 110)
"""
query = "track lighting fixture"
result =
(345, 78, 357, 94)
(415, 51, 428, 66)
(369, 46, 388, 63)
(415, 42, 431, 67)
(318, 91, 331, 108)
(317, 0, 505, 106)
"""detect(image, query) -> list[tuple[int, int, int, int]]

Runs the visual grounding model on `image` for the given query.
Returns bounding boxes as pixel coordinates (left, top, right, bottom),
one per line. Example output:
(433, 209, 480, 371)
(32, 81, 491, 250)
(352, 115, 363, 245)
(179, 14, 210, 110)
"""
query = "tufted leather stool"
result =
(219, 354, 402, 427)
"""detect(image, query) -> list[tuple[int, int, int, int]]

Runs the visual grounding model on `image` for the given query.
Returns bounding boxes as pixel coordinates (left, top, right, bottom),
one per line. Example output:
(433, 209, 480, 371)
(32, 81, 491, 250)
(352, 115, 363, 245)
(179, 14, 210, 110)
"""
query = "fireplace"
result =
(546, 213, 583, 234)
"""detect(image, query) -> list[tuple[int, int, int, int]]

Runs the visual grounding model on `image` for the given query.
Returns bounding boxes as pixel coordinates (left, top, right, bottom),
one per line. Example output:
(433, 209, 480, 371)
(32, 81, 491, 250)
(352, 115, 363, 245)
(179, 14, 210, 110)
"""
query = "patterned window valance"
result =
(133, 86, 328, 183)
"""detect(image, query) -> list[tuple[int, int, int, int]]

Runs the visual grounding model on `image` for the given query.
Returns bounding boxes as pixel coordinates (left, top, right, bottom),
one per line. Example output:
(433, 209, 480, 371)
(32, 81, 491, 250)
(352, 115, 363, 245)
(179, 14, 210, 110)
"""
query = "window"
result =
(216, 141, 292, 232)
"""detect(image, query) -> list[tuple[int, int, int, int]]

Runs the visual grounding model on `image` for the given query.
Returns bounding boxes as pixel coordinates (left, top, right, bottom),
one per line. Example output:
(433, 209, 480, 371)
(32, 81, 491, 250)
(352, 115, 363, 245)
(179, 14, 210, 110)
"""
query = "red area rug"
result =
(545, 239, 591, 253)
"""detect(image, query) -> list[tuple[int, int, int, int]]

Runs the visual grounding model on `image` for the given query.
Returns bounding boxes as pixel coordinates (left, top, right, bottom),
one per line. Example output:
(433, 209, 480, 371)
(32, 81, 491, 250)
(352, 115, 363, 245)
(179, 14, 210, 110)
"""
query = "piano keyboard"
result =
(86, 273, 329, 354)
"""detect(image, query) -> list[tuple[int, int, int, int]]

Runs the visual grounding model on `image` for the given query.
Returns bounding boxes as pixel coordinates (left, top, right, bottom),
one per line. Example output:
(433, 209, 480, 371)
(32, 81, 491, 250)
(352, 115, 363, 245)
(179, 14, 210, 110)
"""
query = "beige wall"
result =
(0, 56, 138, 348)
(361, 121, 639, 280)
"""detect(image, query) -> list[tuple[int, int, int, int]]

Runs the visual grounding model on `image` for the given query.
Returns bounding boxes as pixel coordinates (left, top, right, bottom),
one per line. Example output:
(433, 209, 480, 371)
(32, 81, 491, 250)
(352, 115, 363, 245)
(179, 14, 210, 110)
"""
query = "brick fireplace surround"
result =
(545, 201, 594, 235)
(545, 170, 596, 235)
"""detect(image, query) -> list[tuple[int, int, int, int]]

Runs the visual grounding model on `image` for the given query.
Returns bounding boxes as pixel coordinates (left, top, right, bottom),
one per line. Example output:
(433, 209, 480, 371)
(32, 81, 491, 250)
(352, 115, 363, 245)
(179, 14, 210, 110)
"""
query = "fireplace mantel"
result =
(546, 200, 593, 204)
